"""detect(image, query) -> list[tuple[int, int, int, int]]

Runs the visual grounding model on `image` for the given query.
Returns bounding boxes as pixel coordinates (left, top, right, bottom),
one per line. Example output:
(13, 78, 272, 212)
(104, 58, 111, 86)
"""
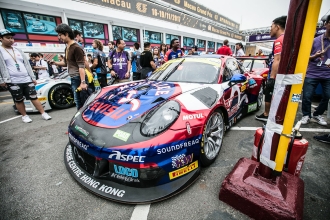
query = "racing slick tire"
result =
(257, 85, 263, 110)
(200, 109, 225, 167)
(49, 84, 75, 109)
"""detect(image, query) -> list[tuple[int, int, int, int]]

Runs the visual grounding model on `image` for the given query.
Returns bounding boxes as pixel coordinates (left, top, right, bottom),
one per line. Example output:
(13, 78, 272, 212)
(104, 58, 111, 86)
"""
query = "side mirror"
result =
(230, 74, 247, 84)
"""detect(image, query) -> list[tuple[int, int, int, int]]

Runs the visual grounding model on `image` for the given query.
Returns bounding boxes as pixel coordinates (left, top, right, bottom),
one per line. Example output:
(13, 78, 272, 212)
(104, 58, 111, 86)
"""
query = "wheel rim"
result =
(53, 88, 74, 107)
(203, 112, 224, 160)
(257, 86, 263, 108)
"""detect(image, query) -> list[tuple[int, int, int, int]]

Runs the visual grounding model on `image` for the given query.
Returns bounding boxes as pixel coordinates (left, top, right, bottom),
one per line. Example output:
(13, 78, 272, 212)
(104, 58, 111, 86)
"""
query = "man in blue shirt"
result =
(164, 38, 184, 62)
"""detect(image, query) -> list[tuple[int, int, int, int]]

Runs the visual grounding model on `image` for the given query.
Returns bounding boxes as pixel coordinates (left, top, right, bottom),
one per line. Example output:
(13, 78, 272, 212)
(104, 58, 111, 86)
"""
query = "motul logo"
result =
(183, 113, 204, 120)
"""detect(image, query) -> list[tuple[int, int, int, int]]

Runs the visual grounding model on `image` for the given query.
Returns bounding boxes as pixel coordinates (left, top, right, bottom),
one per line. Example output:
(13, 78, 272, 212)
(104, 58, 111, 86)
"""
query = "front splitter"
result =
(64, 143, 200, 204)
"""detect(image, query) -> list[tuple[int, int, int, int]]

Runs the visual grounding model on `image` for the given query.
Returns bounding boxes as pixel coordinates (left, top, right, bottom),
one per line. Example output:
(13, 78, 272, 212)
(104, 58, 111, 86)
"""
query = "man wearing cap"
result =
(0, 29, 52, 123)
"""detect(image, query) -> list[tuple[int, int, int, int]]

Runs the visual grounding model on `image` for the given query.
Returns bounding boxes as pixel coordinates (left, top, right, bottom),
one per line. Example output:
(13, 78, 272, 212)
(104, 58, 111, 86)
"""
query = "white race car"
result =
(17, 71, 75, 112)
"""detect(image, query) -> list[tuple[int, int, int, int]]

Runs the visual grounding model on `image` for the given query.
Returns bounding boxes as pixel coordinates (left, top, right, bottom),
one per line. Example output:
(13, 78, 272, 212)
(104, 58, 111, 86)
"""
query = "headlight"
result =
(83, 89, 102, 107)
(141, 101, 180, 137)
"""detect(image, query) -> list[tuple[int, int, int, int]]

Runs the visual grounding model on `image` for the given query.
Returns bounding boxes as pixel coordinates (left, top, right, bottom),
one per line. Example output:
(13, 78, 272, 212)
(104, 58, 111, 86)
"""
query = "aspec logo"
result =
(108, 151, 145, 163)
(183, 113, 204, 120)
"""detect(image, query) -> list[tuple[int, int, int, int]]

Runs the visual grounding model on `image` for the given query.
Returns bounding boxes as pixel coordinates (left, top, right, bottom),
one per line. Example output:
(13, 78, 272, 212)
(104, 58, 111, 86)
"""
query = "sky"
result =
(193, 0, 330, 30)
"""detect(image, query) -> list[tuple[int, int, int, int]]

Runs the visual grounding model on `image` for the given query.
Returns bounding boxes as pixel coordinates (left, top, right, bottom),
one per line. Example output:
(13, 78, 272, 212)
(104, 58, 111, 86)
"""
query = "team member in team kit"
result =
(255, 16, 286, 122)
(0, 29, 52, 123)
(54, 24, 88, 110)
(140, 42, 156, 79)
(31, 53, 50, 79)
(164, 38, 184, 62)
(301, 15, 330, 126)
(108, 38, 131, 84)
(216, 39, 232, 56)
(91, 39, 108, 88)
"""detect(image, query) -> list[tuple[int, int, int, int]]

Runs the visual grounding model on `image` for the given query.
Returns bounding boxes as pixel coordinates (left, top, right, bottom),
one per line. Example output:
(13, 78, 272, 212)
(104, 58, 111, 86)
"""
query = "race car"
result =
(64, 55, 263, 203)
(19, 71, 74, 112)
(236, 56, 269, 82)
(6, 14, 21, 28)
(32, 19, 48, 32)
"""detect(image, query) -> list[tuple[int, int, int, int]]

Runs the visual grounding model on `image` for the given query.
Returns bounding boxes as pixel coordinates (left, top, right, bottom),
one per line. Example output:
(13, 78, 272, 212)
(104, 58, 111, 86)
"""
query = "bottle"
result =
(93, 74, 101, 91)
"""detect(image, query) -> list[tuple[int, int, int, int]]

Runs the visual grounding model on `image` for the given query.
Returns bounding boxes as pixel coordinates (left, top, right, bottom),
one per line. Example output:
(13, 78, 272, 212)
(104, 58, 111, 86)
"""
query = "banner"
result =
(248, 34, 276, 42)
(162, 0, 239, 30)
(74, 0, 244, 41)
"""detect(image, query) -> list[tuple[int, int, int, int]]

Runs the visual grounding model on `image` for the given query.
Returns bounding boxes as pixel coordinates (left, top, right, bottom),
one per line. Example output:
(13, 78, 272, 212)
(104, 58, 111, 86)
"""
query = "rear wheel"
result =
(200, 110, 225, 167)
(49, 84, 75, 109)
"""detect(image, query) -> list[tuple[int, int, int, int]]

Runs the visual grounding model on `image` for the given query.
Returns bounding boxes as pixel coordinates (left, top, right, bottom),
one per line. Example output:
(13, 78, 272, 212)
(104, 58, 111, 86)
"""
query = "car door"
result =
(222, 58, 247, 121)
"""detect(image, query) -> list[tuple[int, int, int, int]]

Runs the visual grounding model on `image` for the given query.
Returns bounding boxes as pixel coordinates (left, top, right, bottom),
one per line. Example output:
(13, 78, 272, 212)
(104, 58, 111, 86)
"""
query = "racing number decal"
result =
(118, 90, 141, 111)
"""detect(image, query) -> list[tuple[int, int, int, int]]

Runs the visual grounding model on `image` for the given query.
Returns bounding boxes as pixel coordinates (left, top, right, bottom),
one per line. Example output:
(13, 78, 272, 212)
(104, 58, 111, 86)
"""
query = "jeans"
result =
(71, 76, 83, 110)
(302, 77, 330, 117)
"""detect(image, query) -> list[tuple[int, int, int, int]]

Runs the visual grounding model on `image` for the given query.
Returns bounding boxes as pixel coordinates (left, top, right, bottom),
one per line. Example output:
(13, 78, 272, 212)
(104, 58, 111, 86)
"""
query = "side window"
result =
(223, 59, 242, 82)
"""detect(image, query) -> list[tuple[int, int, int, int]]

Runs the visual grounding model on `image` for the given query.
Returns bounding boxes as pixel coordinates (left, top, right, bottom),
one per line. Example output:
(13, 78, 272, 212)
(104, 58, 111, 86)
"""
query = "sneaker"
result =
(300, 116, 310, 125)
(22, 115, 32, 123)
(314, 134, 330, 144)
(312, 115, 327, 126)
(255, 113, 268, 122)
(42, 112, 52, 120)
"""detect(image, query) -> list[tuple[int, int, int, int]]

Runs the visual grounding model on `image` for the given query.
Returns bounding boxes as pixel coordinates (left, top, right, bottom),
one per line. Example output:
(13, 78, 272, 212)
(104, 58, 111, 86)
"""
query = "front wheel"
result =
(49, 84, 75, 109)
(200, 110, 225, 167)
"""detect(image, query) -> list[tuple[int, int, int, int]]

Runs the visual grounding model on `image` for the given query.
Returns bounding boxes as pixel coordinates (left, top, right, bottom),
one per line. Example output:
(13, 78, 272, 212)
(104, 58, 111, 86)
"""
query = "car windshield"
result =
(149, 58, 221, 84)
(242, 60, 265, 69)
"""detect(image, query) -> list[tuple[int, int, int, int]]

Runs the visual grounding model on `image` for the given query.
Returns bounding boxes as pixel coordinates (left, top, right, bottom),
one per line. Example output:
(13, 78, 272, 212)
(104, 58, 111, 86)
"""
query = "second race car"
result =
(64, 55, 264, 204)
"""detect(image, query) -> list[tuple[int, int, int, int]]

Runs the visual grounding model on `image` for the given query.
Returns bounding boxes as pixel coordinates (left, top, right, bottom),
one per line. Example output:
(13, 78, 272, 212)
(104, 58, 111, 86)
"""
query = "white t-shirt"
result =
(235, 48, 245, 57)
(52, 64, 59, 73)
(37, 59, 50, 79)
(0, 47, 31, 84)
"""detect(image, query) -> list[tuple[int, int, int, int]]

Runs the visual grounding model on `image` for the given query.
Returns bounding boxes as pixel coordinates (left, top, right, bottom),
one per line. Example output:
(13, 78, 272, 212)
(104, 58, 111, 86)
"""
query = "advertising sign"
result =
(183, 37, 194, 47)
(23, 12, 57, 35)
(166, 34, 180, 45)
(217, 42, 223, 50)
(1, 9, 25, 33)
(83, 21, 105, 39)
(75, 0, 244, 41)
(68, 19, 83, 32)
(197, 39, 205, 50)
(144, 30, 162, 44)
(208, 41, 215, 51)
(248, 34, 276, 42)
(113, 26, 138, 42)
(162, 0, 240, 30)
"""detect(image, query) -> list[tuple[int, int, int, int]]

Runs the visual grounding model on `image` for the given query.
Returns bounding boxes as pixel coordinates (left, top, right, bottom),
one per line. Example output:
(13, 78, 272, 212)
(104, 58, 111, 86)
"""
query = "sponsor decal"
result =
(110, 172, 140, 182)
(248, 103, 257, 113)
(183, 113, 204, 120)
(66, 145, 125, 197)
(69, 133, 89, 150)
(108, 150, 145, 163)
(38, 97, 47, 101)
(241, 84, 246, 92)
(75, 125, 89, 136)
(114, 165, 138, 178)
(172, 153, 193, 169)
(157, 138, 200, 155)
(291, 94, 301, 103)
(186, 122, 192, 135)
(236, 113, 242, 120)
(248, 79, 257, 88)
(275, 41, 281, 46)
(74, 111, 81, 118)
(113, 130, 131, 142)
(169, 160, 198, 180)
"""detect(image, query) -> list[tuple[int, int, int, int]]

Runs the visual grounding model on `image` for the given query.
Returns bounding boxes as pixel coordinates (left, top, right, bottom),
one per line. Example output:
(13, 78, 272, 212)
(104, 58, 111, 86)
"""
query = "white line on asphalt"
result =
(130, 204, 150, 220)
(231, 127, 330, 132)
(0, 115, 22, 124)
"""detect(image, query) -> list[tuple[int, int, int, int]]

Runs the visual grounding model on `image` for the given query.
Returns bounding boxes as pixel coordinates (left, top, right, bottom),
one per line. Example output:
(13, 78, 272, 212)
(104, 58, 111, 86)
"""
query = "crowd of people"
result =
(0, 14, 329, 147)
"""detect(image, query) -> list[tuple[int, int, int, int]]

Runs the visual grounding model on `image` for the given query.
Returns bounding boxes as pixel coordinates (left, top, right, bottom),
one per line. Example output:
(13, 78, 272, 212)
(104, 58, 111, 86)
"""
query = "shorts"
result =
(7, 82, 37, 102)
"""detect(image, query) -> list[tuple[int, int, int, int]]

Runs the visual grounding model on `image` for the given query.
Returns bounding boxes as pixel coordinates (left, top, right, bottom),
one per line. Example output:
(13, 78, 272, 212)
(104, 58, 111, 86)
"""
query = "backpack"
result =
(132, 50, 142, 73)
(95, 50, 107, 74)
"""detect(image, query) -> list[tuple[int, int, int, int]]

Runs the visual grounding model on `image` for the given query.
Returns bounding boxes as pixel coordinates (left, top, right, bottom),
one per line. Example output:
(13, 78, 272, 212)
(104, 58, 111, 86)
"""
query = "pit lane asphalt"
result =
(0, 91, 329, 220)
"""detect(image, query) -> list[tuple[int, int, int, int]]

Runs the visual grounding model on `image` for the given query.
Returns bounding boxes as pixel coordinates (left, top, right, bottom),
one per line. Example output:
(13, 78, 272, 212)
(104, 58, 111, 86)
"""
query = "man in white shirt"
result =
(0, 29, 51, 123)
(32, 53, 50, 79)
(234, 42, 245, 57)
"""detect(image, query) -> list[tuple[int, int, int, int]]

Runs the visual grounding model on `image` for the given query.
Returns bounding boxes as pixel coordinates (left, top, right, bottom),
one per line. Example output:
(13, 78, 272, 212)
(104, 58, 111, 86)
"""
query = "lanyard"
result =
(116, 50, 123, 63)
(2, 46, 17, 63)
(321, 34, 330, 52)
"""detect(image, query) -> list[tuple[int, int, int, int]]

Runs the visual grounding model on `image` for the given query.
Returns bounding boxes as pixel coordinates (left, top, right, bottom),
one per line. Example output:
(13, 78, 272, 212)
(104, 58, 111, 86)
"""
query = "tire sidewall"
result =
(200, 109, 225, 167)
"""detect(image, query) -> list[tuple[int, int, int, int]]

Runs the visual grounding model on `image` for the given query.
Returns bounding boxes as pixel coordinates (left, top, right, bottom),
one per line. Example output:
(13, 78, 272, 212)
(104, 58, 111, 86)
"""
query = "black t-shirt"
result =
(140, 50, 153, 68)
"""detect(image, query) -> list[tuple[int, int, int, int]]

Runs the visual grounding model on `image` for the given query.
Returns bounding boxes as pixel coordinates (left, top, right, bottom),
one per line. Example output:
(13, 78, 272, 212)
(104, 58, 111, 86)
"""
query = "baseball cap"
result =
(0, 29, 15, 37)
